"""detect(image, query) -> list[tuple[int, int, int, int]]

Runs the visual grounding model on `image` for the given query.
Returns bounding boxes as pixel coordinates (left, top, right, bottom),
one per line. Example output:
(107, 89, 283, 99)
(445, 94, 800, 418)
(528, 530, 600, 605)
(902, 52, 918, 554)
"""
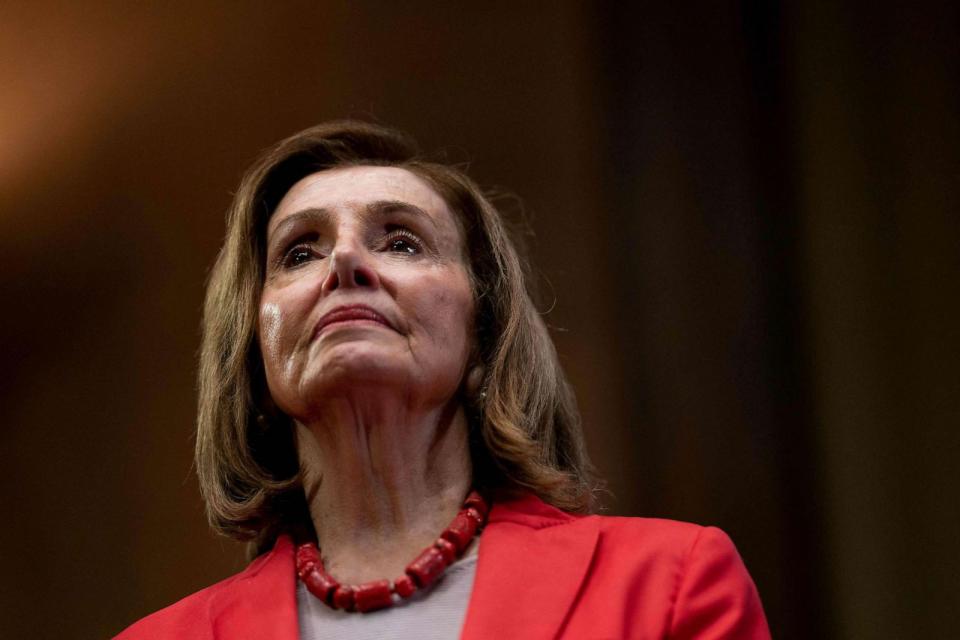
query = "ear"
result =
(465, 363, 486, 397)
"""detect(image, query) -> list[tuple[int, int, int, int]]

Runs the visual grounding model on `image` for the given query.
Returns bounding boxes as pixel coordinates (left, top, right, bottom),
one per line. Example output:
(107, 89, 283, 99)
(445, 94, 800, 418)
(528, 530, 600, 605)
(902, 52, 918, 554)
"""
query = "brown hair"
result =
(196, 121, 599, 553)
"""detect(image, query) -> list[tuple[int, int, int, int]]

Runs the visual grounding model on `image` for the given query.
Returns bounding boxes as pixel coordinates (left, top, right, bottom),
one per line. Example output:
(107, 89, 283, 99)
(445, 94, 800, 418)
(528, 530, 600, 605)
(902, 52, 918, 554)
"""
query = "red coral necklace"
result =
(295, 490, 489, 613)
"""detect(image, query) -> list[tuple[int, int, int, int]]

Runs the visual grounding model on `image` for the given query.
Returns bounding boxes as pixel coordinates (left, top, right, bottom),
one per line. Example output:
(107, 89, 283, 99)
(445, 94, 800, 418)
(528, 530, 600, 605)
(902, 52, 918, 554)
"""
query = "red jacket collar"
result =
(462, 493, 600, 639)
(209, 536, 299, 640)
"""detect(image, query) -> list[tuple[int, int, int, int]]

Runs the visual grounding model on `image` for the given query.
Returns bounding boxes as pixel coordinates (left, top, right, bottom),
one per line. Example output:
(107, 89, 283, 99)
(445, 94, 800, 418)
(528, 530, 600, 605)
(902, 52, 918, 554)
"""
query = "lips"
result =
(314, 304, 395, 337)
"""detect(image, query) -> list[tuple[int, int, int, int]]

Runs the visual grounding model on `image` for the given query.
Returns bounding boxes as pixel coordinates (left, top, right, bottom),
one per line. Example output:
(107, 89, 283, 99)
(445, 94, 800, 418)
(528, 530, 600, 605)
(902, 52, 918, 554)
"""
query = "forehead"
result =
(268, 165, 455, 234)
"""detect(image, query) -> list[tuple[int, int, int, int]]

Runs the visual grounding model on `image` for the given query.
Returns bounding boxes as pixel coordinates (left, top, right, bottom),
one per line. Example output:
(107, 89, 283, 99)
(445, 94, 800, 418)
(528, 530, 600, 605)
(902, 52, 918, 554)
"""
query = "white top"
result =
(296, 555, 478, 640)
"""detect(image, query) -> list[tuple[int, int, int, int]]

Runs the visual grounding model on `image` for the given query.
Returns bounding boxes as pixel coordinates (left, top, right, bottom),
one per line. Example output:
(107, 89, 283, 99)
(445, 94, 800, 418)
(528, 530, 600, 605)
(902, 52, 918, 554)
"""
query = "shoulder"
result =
(490, 493, 750, 588)
(588, 514, 770, 639)
(113, 541, 286, 640)
(113, 577, 228, 640)
(574, 513, 742, 590)
(487, 495, 770, 638)
(589, 514, 752, 579)
(490, 491, 722, 561)
(591, 512, 710, 554)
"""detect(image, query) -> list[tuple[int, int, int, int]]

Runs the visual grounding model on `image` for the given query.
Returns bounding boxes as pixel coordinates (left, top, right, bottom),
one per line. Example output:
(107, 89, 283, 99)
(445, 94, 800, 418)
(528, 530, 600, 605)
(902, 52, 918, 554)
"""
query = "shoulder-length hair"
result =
(196, 121, 599, 553)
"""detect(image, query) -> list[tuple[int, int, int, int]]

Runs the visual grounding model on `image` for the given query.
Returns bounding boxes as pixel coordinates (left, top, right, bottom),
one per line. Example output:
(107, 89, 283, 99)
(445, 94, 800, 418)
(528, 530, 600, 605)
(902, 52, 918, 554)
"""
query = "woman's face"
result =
(258, 165, 476, 419)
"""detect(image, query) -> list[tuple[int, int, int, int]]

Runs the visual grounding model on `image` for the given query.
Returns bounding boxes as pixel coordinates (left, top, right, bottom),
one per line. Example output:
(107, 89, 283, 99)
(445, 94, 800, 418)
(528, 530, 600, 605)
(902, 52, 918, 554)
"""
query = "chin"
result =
(303, 340, 410, 396)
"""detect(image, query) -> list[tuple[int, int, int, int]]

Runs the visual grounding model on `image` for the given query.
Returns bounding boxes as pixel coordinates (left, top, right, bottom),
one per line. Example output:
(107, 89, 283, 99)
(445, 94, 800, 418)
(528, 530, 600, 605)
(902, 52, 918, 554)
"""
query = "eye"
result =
(281, 244, 321, 268)
(383, 229, 421, 255)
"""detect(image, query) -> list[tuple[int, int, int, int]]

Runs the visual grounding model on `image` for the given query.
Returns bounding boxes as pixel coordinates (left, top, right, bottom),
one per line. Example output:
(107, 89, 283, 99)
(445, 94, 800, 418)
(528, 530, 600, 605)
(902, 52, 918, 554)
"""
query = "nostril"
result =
(354, 270, 371, 287)
(323, 269, 340, 292)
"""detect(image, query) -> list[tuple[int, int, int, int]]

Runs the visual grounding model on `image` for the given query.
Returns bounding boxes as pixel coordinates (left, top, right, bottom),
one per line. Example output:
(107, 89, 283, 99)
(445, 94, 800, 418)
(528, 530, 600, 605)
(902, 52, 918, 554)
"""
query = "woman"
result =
(117, 121, 770, 639)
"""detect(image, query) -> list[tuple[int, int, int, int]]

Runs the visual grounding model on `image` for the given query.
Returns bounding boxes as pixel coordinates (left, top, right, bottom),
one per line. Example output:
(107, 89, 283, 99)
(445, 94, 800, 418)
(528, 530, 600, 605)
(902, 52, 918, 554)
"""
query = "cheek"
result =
(258, 286, 313, 383)
(258, 279, 317, 358)
(258, 301, 284, 367)
(420, 274, 475, 352)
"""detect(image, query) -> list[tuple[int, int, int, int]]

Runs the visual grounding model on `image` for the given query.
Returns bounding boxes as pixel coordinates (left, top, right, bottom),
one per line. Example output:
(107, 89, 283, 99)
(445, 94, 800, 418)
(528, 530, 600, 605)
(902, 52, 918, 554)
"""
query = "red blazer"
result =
(116, 494, 770, 639)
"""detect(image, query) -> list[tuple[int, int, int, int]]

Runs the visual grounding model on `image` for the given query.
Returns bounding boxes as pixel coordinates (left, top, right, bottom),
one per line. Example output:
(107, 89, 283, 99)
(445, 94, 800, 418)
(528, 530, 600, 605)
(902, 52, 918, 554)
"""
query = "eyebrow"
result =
(268, 207, 331, 240)
(366, 200, 440, 232)
(268, 199, 439, 240)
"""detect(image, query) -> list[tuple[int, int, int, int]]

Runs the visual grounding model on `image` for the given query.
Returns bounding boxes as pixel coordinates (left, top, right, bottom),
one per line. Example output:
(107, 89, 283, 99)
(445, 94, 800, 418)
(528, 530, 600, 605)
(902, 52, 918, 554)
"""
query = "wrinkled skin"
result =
(259, 165, 477, 420)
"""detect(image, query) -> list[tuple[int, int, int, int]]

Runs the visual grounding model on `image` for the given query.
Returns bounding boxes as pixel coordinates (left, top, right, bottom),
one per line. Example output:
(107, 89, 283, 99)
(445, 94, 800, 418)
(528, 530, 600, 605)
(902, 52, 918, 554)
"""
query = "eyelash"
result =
(383, 228, 422, 254)
(277, 227, 424, 269)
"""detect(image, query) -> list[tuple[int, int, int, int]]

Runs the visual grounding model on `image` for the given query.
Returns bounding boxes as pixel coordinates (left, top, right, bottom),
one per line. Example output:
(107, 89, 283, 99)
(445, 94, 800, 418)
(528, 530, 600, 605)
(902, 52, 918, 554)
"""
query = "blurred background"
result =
(2, 2, 957, 638)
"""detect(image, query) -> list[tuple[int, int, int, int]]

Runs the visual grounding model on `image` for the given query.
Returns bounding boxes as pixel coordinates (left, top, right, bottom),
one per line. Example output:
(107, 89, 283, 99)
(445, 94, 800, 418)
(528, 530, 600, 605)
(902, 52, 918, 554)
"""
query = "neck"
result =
(295, 391, 473, 584)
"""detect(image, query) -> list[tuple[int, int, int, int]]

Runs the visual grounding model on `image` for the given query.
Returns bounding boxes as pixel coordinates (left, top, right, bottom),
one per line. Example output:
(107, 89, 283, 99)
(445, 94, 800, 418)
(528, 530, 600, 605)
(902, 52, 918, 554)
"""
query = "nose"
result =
(321, 246, 381, 293)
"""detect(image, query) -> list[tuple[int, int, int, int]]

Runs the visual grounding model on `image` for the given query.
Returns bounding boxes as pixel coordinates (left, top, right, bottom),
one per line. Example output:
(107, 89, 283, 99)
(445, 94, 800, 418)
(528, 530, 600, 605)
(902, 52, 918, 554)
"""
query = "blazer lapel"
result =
(461, 495, 600, 640)
(211, 536, 300, 640)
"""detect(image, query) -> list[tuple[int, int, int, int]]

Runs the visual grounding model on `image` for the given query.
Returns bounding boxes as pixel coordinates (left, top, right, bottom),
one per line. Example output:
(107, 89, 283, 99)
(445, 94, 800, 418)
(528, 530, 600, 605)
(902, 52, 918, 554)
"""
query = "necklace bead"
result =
(354, 580, 393, 613)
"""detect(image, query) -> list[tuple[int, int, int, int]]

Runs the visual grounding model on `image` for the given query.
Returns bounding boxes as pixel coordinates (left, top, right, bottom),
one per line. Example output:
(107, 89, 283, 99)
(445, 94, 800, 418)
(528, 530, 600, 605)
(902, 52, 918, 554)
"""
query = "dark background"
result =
(2, 3, 957, 638)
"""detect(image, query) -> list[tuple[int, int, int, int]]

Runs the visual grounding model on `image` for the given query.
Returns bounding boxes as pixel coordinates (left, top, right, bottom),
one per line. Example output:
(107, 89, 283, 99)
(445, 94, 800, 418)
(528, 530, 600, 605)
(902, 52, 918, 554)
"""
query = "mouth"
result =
(314, 304, 395, 337)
